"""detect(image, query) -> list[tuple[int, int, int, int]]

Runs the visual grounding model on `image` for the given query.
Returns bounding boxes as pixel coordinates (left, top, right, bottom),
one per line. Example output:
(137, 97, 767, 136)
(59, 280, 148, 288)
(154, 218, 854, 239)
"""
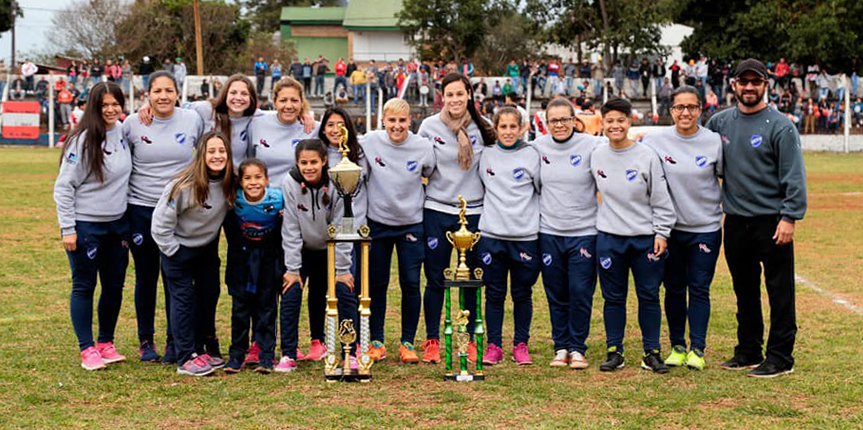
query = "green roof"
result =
(280, 7, 346, 24)
(342, 0, 403, 29)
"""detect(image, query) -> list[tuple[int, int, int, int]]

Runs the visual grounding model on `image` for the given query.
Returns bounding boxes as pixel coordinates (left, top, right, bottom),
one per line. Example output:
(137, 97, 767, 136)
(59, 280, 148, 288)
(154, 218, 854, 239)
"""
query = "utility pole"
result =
(11, 0, 16, 68)
(193, 0, 203, 75)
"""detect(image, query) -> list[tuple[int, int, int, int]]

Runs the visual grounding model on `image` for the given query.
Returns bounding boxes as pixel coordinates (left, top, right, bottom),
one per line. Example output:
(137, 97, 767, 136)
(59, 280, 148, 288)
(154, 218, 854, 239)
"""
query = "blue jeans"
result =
(422, 209, 479, 340)
(597, 232, 666, 353)
(160, 240, 221, 366)
(142, 75, 150, 92)
(67, 218, 129, 350)
(539, 233, 597, 354)
(353, 84, 365, 106)
(477, 237, 540, 347)
(368, 220, 424, 344)
(334, 76, 347, 94)
(127, 204, 172, 343)
(664, 229, 721, 352)
(314, 75, 325, 96)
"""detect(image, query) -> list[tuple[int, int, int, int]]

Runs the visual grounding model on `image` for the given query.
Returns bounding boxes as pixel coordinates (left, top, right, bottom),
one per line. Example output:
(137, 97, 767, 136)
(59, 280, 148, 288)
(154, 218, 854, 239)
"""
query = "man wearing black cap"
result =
(705, 58, 807, 378)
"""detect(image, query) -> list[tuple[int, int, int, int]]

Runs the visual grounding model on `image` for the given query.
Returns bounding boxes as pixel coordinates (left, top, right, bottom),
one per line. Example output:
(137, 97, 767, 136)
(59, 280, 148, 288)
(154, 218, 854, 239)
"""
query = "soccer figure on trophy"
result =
(324, 124, 373, 382)
(442, 195, 486, 381)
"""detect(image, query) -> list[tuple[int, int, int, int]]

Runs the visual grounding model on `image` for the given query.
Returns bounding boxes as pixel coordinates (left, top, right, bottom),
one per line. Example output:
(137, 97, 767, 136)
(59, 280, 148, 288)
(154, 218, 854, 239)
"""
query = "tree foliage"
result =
(525, 0, 674, 68)
(677, 0, 863, 72)
(398, 0, 512, 64)
(0, 0, 21, 34)
(48, 0, 129, 58)
(474, 11, 542, 75)
(115, 0, 253, 75)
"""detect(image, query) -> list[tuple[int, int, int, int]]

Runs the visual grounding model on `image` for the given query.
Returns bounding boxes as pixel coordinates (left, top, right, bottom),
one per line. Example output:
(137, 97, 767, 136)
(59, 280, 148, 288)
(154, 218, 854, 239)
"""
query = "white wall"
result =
(352, 31, 412, 62)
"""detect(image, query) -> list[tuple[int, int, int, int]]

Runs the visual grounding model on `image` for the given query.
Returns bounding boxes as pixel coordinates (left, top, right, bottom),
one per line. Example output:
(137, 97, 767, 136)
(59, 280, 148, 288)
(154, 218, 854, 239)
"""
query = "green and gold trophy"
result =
(443, 195, 485, 382)
(325, 125, 372, 382)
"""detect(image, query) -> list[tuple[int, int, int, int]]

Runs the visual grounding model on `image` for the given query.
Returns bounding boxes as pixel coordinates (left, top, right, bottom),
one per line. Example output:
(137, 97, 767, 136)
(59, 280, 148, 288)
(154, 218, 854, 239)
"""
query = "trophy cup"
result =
(442, 195, 485, 382)
(325, 125, 372, 382)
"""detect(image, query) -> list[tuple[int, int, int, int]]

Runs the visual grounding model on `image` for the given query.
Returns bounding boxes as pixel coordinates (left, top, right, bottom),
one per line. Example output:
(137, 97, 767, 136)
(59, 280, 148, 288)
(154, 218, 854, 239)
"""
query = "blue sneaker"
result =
(176, 355, 214, 377)
(223, 357, 243, 374)
(161, 342, 177, 365)
(255, 357, 274, 374)
(139, 340, 160, 363)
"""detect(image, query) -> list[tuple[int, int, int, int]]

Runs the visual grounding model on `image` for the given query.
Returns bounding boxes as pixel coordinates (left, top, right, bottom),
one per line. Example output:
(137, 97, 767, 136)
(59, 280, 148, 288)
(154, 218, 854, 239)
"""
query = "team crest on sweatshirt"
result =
(470, 135, 478, 145)
(175, 132, 187, 145)
(66, 152, 78, 165)
(239, 130, 248, 142)
(695, 156, 708, 167)
(513, 167, 526, 181)
(570, 154, 582, 166)
(291, 138, 301, 147)
(406, 160, 418, 172)
(625, 169, 638, 182)
(750, 134, 763, 148)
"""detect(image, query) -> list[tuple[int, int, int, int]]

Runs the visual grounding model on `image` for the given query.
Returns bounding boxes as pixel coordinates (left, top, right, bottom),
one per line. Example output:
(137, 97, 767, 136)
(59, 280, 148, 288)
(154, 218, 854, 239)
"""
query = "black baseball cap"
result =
(733, 59, 769, 79)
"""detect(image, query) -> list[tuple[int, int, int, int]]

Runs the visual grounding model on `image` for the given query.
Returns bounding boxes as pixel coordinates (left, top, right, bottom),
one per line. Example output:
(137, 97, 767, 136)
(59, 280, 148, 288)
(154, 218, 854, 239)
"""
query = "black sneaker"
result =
(599, 347, 625, 372)
(161, 342, 178, 365)
(747, 361, 794, 378)
(641, 350, 669, 374)
(720, 354, 762, 370)
(224, 357, 243, 374)
(255, 358, 274, 375)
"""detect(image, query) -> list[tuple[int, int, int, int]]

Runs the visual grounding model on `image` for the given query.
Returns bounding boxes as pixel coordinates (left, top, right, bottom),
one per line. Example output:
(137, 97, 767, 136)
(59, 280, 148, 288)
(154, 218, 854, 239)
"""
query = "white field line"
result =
(796, 274, 863, 316)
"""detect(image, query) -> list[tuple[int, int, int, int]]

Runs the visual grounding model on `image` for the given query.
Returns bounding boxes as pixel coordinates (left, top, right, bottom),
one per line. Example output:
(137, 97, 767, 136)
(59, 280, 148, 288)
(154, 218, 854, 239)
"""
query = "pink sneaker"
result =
(81, 346, 106, 371)
(96, 342, 126, 364)
(198, 353, 226, 369)
(349, 355, 359, 370)
(482, 343, 504, 365)
(512, 342, 533, 365)
(275, 356, 297, 373)
(302, 339, 327, 361)
(244, 342, 261, 367)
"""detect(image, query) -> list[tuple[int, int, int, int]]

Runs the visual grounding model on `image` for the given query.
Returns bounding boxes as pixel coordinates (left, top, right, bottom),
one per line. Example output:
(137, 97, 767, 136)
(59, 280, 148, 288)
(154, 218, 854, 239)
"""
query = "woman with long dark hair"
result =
(54, 82, 130, 370)
(123, 70, 205, 365)
(417, 73, 496, 364)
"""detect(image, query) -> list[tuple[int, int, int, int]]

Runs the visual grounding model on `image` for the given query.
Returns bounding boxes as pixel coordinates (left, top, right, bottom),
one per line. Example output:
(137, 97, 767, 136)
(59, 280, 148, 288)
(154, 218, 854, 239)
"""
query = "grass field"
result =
(0, 147, 861, 429)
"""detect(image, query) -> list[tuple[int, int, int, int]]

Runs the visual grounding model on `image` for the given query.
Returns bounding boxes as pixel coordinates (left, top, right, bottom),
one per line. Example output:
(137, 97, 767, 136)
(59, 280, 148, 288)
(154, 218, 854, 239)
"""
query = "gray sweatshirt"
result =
(418, 113, 487, 215)
(124, 109, 204, 207)
(705, 106, 807, 221)
(533, 133, 604, 237)
(281, 171, 352, 275)
(643, 126, 723, 233)
(328, 144, 368, 228)
(54, 126, 132, 235)
(248, 111, 320, 186)
(189, 101, 254, 168)
(590, 142, 676, 238)
(359, 130, 435, 226)
(151, 178, 229, 257)
(478, 142, 541, 241)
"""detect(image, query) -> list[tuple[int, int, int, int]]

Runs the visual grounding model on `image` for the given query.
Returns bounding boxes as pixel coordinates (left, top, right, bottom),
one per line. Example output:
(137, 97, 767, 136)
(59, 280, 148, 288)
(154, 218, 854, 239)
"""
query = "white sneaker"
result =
(549, 349, 569, 367)
(568, 351, 589, 369)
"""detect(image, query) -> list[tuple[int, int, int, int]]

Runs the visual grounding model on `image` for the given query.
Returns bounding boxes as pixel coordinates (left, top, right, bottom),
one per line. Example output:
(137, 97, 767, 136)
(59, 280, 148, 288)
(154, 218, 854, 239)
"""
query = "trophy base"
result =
(325, 368, 372, 383)
(444, 373, 485, 382)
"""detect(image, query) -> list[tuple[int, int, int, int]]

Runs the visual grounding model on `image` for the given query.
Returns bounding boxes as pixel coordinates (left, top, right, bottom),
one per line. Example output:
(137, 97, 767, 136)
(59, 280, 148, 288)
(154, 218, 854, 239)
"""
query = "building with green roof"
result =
(280, 0, 411, 66)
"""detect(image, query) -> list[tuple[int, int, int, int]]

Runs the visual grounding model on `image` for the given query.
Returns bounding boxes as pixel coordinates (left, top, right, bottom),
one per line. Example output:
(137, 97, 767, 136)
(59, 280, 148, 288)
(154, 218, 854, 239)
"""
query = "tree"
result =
(398, 0, 511, 64)
(677, 0, 863, 72)
(48, 0, 129, 58)
(474, 11, 542, 75)
(243, 0, 343, 33)
(0, 0, 22, 34)
(115, 0, 252, 75)
(526, 0, 674, 70)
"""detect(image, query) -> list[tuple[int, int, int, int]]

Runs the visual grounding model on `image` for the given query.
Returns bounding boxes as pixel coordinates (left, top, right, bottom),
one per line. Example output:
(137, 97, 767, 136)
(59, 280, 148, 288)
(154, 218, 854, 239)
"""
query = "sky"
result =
(0, 0, 77, 64)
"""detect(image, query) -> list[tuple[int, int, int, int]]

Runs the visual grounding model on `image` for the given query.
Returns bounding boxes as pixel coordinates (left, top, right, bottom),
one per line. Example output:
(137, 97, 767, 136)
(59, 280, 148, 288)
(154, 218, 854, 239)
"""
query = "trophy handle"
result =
(445, 230, 454, 246)
(470, 232, 481, 250)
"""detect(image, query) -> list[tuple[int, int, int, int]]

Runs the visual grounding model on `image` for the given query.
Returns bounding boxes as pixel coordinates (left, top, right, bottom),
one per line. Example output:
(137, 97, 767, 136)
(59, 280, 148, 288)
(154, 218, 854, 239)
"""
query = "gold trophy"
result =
(443, 196, 486, 382)
(325, 125, 372, 382)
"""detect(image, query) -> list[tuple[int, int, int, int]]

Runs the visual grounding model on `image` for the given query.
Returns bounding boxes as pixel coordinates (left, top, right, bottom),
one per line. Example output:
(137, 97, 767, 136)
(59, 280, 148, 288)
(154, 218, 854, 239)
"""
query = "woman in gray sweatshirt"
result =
(590, 97, 676, 374)
(123, 71, 204, 363)
(417, 73, 497, 364)
(151, 131, 236, 376)
(53, 82, 131, 371)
